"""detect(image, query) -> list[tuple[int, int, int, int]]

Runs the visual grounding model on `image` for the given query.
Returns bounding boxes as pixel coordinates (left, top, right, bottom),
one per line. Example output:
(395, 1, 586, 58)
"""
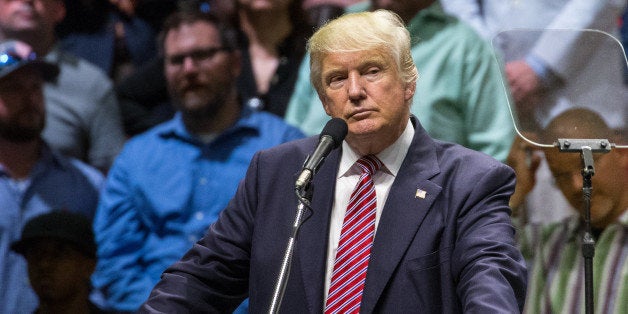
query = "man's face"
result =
(164, 21, 240, 117)
(545, 148, 626, 229)
(318, 49, 414, 145)
(0, 67, 45, 142)
(0, 0, 65, 39)
(23, 238, 95, 304)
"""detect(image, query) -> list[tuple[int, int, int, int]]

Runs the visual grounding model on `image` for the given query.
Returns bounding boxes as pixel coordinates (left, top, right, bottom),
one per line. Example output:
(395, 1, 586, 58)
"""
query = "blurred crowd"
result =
(1, 0, 626, 313)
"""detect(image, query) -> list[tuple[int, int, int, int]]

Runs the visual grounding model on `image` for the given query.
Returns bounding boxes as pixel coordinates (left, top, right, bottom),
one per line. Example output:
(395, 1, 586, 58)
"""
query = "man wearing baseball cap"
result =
(0, 0, 126, 173)
(0, 39, 104, 313)
(11, 211, 107, 314)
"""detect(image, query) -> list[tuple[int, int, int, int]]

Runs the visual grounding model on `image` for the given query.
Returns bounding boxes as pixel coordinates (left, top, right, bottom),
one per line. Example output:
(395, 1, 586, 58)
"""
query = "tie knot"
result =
(356, 155, 382, 175)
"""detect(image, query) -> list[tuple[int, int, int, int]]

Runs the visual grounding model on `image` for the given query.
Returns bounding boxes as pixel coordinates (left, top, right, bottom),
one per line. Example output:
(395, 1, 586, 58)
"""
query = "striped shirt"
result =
(518, 210, 628, 313)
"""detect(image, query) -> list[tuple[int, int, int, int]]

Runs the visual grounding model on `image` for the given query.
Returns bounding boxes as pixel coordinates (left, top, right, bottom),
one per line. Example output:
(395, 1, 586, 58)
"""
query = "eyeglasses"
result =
(166, 47, 229, 67)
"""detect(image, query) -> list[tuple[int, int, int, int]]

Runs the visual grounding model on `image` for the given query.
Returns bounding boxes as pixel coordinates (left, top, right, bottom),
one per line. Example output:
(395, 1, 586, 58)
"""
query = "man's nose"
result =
(181, 56, 199, 73)
(347, 72, 365, 100)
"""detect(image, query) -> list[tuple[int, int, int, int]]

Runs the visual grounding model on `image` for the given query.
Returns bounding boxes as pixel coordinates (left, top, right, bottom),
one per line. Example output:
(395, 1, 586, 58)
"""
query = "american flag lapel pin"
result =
(415, 188, 426, 199)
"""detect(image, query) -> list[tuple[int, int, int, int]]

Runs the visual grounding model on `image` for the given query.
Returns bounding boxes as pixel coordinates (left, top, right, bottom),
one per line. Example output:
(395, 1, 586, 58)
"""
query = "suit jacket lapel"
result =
(360, 119, 443, 313)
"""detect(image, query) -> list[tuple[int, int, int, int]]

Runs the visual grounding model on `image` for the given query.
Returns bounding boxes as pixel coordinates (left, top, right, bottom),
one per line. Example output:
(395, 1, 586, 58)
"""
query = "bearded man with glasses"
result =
(91, 10, 304, 314)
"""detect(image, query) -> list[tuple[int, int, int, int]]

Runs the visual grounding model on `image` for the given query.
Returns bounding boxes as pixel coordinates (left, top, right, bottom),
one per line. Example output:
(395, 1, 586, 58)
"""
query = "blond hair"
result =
(308, 9, 418, 93)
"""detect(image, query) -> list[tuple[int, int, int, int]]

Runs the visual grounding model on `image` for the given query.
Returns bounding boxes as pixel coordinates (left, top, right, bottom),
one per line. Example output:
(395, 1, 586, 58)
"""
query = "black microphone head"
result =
(320, 118, 348, 148)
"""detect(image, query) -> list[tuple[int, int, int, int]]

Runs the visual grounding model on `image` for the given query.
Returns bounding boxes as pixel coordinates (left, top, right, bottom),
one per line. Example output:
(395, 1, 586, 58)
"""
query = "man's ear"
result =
(404, 80, 416, 101)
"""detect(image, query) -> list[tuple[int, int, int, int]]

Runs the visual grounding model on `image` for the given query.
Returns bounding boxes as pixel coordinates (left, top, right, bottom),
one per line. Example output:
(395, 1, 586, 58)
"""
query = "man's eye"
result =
(190, 49, 216, 61)
(168, 55, 185, 65)
(330, 76, 345, 83)
(328, 76, 345, 88)
(167, 47, 226, 66)
(365, 68, 380, 76)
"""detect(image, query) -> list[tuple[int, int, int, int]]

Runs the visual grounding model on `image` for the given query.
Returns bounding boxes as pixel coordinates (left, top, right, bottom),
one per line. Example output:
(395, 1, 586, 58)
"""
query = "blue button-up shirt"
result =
(0, 144, 104, 314)
(92, 108, 304, 312)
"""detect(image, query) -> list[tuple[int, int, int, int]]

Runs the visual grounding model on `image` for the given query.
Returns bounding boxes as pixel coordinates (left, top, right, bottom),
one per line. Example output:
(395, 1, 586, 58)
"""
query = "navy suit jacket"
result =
(141, 117, 527, 313)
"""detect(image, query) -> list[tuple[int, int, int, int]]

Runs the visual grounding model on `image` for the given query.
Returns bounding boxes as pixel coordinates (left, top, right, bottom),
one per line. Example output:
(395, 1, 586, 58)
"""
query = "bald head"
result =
(542, 108, 614, 143)
(541, 108, 628, 229)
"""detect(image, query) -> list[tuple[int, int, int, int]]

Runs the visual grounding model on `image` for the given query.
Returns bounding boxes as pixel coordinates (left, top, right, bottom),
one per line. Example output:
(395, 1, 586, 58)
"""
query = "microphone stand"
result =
(557, 138, 612, 314)
(268, 185, 313, 314)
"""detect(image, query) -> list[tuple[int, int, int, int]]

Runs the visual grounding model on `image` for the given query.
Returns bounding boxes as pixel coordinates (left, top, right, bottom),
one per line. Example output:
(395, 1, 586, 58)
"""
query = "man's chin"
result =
(181, 102, 210, 114)
(347, 118, 380, 135)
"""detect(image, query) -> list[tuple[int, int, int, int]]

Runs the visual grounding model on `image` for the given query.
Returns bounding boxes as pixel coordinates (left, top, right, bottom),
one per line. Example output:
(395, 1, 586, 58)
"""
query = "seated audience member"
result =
(0, 0, 126, 172)
(285, 0, 515, 162)
(11, 211, 107, 314)
(57, 0, 158, 84)
(235, 0, 311, 117)
(507, 108, 627, 313)
(117, 0, 313, 136)
(140, 10, 526, 313)
(116, 0, 235, 137)
(92, 10, 304, 313)
(0, 40, 104, 314)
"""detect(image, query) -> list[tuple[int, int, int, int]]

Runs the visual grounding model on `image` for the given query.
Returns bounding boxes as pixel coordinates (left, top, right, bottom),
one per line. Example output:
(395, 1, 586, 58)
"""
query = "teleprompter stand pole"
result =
(557, 138, 612, 314)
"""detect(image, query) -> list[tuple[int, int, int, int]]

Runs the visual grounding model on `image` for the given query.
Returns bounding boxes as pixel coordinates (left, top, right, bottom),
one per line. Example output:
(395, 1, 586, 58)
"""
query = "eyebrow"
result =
(323, 56, 389, 75)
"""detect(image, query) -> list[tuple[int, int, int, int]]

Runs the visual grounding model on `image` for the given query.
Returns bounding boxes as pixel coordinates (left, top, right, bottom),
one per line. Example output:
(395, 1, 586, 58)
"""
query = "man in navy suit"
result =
(140, 9, 527, 313)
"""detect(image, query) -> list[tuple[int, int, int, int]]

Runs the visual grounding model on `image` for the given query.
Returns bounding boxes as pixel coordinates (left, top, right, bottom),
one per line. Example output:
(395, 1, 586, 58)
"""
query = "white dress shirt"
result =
(324, 118, 414, 301)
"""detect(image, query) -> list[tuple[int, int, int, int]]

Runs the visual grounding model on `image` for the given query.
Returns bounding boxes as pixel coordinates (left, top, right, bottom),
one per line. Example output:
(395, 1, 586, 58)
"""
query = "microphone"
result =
(295, 118, 348, 190)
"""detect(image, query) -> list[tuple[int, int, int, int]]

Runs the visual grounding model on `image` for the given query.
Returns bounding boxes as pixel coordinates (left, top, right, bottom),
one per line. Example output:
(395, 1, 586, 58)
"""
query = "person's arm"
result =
(505, 135, 542, 214)
(451, 162, 528, 312)
(509, 0, 624, 102)
(532, 0, 624, 77)
(92, 148, 154, 311)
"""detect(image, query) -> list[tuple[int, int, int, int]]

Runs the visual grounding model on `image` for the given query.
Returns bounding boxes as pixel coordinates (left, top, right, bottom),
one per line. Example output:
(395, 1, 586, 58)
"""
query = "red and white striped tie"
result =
(325, 155, 382, 314)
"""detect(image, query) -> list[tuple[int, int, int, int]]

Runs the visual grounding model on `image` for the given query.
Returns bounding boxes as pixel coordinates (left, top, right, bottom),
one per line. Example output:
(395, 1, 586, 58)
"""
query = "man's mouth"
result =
(349, 109, 374, 120)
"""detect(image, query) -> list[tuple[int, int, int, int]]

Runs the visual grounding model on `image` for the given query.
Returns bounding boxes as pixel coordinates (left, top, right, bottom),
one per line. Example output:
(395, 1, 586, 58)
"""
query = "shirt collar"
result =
(338, 118, 414, 178)
(157, 104, 260, 143)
